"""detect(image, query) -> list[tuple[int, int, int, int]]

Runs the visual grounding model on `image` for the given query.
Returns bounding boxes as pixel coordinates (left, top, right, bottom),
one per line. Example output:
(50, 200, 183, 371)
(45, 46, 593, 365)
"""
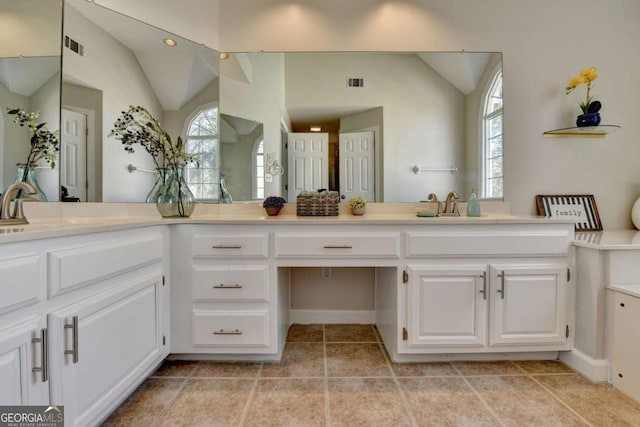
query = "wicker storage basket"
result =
(296, 191, 339, 216)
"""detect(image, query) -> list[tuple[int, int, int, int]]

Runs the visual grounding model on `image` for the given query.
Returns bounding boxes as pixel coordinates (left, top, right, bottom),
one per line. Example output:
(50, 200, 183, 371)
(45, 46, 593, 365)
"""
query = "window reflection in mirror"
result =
(0, 0, 62, 200)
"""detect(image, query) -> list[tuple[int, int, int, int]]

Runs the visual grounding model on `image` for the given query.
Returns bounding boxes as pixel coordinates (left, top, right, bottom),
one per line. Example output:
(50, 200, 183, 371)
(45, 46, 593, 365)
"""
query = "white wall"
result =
(64, 5, 163, 202)
(213, 0, 640, 230)
(0, 0, 61, 57)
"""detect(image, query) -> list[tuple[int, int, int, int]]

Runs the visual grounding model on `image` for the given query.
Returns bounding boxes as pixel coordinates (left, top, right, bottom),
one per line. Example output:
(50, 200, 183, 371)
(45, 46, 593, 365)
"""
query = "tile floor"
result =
(103, 324, 640, 426)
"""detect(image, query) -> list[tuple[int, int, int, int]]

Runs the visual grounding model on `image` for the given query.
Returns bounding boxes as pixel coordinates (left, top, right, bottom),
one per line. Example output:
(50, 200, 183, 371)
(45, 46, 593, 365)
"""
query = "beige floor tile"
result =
(326, 343, 391, 377)
(157, 378, 254, 427)
(452, 360, 523, 376)
(536, 374, 640, 426)
(467, 375, 588, 426)
(325, 324, 378, 342)
(192, 361, 261, 378)
(513, 360, 574, 374)
(261, 342, 325, 378)
(286, 324, 324, 342)
(102, 378, 184, 427)
(243, 379, 325, 426)
(329, 378, 413, 427)
(151, 360, 199, 378)
(400, 377, 500, 426)
(391, 361, 459, 377)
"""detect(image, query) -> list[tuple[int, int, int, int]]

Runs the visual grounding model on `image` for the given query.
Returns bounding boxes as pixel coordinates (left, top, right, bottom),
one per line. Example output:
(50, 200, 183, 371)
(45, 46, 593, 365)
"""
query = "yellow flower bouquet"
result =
(565, 66, 601, 126)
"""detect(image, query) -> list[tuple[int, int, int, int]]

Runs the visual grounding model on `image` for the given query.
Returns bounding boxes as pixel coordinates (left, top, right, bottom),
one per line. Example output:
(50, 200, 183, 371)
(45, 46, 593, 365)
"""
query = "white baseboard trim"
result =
(289, 309, 376, 324)
(559, 349, 609, 382)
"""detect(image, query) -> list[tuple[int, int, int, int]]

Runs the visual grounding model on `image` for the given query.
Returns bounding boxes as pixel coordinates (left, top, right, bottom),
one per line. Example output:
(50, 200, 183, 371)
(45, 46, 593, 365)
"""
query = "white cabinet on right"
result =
(404, 262, 571, 354)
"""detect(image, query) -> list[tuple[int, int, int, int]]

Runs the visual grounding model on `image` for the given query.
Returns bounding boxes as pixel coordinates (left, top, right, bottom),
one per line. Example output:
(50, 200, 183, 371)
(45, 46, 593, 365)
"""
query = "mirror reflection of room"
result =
(0, 0, 62, 201)
(61, 0, 220, 202)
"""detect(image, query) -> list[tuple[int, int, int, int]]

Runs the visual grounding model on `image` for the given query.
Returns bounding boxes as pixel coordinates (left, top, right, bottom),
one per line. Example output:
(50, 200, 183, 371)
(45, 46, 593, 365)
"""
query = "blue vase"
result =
(576, 113, 601, 128)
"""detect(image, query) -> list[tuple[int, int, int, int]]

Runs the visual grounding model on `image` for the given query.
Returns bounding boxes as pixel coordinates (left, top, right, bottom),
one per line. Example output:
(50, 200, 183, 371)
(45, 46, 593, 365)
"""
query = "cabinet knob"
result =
(619, 373, 624, 378)
(620, 303, 625, 308)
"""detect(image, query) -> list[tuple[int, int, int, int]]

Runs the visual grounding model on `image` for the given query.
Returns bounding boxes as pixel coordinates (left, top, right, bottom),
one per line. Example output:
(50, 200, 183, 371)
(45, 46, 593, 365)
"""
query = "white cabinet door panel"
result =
(489, 265, 568, 345)
(407, 266, 487, 347)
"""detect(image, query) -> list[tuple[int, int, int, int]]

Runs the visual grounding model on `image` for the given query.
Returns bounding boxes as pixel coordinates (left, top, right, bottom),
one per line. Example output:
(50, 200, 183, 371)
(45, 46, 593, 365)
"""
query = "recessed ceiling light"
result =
(219, 52, 229, 60)
(163, 38, 177, 47)
(310, 126, 322, 132)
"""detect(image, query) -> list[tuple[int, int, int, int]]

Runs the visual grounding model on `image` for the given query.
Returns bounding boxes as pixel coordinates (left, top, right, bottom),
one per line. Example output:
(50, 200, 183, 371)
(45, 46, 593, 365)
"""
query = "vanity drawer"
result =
(274, 232, 400, 258)
(405, 229, 571, 257)
(0, 254, 42, 315)
(192, 234, 268, 259)
(192, 310, 269, 347)
(192, 266, 269, 302)
(47, 235, 163, 297)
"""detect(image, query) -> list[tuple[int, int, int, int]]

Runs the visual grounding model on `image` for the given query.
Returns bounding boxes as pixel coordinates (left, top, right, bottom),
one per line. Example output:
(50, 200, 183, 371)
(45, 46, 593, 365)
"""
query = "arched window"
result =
(253, 138, 264, 200)
(482, 69, 503, 199)
(185, 104, 219, 201)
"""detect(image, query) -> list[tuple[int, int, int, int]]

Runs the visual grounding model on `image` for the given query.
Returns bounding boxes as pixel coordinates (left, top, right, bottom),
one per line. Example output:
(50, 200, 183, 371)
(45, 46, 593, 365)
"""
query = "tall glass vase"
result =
(146, 168, 168, 203)
(156, 165, 195, 217)
(9, 163, 48, 201)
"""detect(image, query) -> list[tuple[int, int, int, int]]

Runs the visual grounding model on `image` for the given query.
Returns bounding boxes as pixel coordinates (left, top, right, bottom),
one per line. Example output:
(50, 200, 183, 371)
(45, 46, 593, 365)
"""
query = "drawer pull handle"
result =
(213, 284, 243, 289)
(212, 244, 242, 249)
(213, 329, 242, 335)
(497, 271, 505, 299)
(323, 245, 353, 249)
(64, 316, 79, 363)
(31, 328, 48, 382)
(479, 272, 487, 300)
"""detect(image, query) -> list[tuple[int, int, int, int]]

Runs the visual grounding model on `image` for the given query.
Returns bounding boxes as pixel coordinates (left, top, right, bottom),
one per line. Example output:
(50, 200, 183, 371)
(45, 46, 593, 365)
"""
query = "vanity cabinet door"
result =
(406, 266, 488, 347)
(610, 291, 640, 402)
(0, 317, 49, 405)
(489, 264, 568, 346)
(47, 269, 165, 427)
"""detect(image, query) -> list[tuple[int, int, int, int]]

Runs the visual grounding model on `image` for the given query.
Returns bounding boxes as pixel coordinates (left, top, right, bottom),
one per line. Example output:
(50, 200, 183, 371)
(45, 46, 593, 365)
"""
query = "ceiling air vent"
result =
(347, 77, 364, 88)
(64, 36, 84, 56)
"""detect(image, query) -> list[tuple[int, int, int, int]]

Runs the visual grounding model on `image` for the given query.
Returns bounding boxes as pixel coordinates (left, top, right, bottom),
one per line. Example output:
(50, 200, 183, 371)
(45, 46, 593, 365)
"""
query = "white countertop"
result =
(573, 230, 640, 250)
(607, 284, 640, 298)
(0, 201, 577, 244)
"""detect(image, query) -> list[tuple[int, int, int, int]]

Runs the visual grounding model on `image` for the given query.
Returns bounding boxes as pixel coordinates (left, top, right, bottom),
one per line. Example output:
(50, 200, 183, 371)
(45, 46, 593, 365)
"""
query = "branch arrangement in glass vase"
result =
(6, 108, 60, 168)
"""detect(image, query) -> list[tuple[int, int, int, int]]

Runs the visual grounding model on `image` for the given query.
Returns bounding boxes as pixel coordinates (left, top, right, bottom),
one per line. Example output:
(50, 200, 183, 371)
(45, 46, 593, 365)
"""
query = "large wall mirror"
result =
(3, 0, 503, 204)
(0, 0, 62, 200)
(222, 51, 503, 203)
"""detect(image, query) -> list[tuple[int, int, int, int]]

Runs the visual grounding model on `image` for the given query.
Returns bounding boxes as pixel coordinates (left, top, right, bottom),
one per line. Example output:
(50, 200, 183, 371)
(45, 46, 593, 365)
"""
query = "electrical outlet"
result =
(322, 266, 331, 279)
(264, 173, 273, 183)
(266, 153, 274, 164)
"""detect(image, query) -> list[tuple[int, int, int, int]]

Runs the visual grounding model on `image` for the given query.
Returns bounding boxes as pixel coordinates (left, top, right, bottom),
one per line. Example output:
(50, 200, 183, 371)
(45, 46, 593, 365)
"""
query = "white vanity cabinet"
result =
(387, 224, 575, 360)
(607, 285, 640, 402)
(0, 226, 170, 427)
(405, 263, 569, 352)
(171, 225, 282, 358)
(0, 248, 48, 405)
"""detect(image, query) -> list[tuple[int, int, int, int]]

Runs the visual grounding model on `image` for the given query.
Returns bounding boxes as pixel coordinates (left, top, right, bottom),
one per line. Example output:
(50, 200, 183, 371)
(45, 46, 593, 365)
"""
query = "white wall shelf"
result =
(543, 125, 621, 138)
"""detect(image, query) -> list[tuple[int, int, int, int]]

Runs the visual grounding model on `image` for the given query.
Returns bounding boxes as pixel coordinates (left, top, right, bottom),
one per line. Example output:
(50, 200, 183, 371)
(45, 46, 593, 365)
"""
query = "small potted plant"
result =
(348, 197, 367, 215)
(262, 196, 286, 216)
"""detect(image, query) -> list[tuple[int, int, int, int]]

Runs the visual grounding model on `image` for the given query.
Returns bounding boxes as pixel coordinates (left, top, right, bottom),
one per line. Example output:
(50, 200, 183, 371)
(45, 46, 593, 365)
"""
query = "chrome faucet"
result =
(0, 182, 37, 224)
(442, 191, 460, 216)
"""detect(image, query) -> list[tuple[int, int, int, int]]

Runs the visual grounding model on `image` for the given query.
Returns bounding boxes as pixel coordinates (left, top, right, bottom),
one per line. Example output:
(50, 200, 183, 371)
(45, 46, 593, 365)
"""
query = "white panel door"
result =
(489, 264, 568, 345)
(0, 317, 49, 405)
(48, 273, 163, 426)
(406, 266, 488, 347)
(61, 109, 87, 201)
(287, 133, 328, 201)
(339, 131, 375, 202)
